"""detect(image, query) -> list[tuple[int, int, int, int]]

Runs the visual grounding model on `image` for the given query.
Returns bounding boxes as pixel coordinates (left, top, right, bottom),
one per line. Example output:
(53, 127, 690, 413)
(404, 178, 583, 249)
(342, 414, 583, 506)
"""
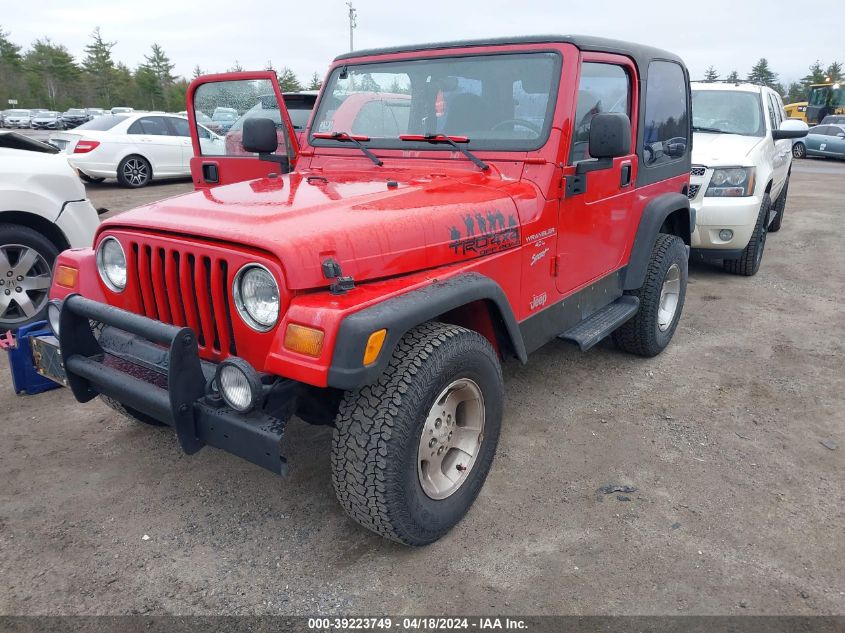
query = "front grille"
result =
(129, 241, 237, 357)
(688, 184, 701, 199)
(690, 166, 706, 177)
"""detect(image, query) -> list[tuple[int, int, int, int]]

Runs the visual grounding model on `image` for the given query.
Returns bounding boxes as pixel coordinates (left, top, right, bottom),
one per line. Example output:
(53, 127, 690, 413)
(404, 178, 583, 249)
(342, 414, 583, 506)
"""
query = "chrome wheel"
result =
(0, 244, 52, 325)
(122, 158, 149, 186)
(418, 378, 486, 500)
(657, 263, 681, 332)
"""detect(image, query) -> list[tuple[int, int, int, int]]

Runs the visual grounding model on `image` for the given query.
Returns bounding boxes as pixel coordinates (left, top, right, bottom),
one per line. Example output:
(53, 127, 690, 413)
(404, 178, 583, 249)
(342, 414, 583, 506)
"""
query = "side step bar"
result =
(558, 296, 640, 351)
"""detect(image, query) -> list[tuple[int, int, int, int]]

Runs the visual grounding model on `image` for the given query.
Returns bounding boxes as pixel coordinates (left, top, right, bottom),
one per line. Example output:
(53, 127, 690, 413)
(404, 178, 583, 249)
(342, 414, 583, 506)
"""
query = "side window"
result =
(192, 78, 290, 157)
(569, 63, 630, 163)
(128, 116, 171, 136)
(766, 94, 779, 130)
(642, 61, 688, 166)
(170, 116, 191, 137)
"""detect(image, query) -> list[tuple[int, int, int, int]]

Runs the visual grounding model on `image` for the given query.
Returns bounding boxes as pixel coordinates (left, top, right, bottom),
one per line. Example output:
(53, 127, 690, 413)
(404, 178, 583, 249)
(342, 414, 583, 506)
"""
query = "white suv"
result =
(0, 133, 99, 330)
(689, 82, 808, 276)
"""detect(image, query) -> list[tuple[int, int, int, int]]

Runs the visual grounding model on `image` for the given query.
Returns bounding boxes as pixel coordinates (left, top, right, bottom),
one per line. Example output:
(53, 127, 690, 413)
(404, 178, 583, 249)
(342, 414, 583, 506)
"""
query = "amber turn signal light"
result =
(283, 324, 324, 357)
(54, 265, 78, 288)
(363, 329, 387, 366)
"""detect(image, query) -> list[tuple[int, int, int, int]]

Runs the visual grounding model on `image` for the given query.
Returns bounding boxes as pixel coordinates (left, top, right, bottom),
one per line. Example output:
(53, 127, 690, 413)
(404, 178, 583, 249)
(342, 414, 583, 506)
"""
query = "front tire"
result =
(612, 233, 688, 357)
(331, 322, 503, 546)
(117, 155, 152, 188)
(768, 178, 789, 233)
(0, 224, 58, 332)
(723, 193, 771, 277)
(100, 395, 167, 426)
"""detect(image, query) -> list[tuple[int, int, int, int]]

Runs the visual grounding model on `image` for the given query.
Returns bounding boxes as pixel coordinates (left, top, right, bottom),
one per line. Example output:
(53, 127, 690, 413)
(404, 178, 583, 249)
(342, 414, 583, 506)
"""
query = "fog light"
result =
(47, 300, 62, 336)
(216, 358, 262, 412)
(719, 229, 734, 241)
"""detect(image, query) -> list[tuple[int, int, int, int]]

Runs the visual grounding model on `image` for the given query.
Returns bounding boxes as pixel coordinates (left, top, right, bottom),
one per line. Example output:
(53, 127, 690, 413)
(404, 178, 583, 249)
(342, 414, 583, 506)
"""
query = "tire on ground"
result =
(331, 321, 503, 546)
(100, 395, 168, 426)
(116, 155, 152, 188)
(0, 223, 60, 331)
(768, 178, 789, 233)
(723, 193, 771, 277)
(613, 233, 688, 357)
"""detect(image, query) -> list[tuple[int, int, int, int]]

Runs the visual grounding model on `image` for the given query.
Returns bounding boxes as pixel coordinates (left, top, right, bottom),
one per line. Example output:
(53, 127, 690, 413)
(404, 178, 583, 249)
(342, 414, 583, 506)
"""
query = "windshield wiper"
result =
(692, 125, 729, 134)
(399, 134, 489, 171)
(312, 131, 383, 166)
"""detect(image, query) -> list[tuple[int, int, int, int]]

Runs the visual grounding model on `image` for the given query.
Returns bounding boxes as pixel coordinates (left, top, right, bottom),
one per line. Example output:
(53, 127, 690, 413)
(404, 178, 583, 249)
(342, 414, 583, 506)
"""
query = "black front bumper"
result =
(58, 294, 290, 474)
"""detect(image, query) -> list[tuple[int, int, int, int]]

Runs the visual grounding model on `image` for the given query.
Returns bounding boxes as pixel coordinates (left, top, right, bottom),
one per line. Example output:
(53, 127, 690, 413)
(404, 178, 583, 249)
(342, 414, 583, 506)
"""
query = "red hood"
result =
(101, 169, 529, 290)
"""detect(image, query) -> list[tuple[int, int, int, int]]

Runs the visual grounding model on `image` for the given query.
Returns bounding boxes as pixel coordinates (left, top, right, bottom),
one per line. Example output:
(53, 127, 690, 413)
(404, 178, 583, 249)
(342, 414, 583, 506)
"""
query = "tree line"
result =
(702, 58, 843, 103)
(0, 25, 323, 112)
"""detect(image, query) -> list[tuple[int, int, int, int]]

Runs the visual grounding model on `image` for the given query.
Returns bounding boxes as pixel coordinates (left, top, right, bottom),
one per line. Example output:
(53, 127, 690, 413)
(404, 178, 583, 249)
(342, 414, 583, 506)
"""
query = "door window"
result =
(569, 62, 630, 163)
(642, 61, 688, 166)
(192, 78, 291, 157)
(127, 116, 172, 136)
(170, 116, 191, 137)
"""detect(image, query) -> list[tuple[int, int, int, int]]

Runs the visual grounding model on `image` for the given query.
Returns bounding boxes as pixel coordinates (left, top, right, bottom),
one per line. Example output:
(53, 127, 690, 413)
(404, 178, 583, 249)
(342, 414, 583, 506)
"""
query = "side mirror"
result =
(588, 112, 632, 158)
(242, 117, 279, 154)
(773, 119, 809, 140)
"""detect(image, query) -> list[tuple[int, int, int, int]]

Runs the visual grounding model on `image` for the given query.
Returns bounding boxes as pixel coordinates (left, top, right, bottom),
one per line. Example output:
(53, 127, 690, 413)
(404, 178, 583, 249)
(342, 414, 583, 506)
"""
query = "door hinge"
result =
(565, 174, 586, 197)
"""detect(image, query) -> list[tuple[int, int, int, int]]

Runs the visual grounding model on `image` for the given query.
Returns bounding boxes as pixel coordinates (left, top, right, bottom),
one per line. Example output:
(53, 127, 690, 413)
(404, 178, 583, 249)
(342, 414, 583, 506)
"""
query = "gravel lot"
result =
(1, 160, 843, 616)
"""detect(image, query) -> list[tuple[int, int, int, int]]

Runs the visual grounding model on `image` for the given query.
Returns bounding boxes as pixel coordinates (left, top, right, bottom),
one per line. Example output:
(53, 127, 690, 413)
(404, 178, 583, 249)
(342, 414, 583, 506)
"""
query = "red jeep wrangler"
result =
(45, 35, 693, 545)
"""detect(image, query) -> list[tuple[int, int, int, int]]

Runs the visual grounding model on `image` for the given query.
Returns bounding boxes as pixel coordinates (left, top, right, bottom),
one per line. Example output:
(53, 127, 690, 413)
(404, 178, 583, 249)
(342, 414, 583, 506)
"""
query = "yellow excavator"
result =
(785, 82, 845, 124)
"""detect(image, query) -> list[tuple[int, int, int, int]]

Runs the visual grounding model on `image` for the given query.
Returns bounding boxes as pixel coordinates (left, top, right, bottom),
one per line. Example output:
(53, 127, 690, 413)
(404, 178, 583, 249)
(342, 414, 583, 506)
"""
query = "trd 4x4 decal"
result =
(448, 210, 519, 257)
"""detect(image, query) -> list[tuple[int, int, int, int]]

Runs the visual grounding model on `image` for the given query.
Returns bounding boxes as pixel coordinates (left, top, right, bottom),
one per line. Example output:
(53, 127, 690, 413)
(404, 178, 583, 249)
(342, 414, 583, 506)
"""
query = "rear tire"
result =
(100, 395, 167, 426)
(613, 233, 687, 358)
(117, 155, 152, 188)
(792, 142, 806, 159)
(331, 322, 503, 545)
(723, 193, 771, 277)
(768, 178, 789, 233)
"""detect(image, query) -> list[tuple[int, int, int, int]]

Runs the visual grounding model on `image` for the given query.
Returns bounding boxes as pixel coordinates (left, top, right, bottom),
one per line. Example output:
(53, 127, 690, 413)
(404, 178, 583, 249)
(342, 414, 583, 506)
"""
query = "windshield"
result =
(76, 115, 128, 131)
(692, 90, 765, 136)
(10, 110, 29, 116)
(809, 86, 845, 107)
(310, 52, 561, 151)
(287, 105, 312, 130)
(67, 109, 86, 115)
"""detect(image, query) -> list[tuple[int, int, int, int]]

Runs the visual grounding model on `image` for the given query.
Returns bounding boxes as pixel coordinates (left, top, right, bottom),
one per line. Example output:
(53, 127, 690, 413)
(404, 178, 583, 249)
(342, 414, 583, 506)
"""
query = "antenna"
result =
(346, 2, 357, 52)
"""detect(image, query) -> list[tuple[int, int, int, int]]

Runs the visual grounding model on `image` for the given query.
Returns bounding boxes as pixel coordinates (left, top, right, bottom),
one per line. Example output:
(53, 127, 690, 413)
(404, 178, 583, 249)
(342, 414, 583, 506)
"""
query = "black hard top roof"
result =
(334, 34, 686, 73)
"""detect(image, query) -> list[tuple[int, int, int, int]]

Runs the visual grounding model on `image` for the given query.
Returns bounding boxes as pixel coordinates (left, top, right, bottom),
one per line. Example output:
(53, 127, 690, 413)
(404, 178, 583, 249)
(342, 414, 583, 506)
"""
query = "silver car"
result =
(3, 109, 31, 128)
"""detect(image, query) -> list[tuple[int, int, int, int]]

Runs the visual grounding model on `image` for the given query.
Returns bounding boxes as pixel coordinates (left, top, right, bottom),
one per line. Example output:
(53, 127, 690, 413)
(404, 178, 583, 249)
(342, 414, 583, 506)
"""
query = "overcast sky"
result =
(4, 1, 838, 85)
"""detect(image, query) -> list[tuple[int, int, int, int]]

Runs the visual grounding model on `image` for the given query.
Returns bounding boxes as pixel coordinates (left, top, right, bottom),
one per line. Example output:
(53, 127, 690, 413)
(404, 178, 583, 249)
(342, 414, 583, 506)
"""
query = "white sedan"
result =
(49, 113, 224, 188)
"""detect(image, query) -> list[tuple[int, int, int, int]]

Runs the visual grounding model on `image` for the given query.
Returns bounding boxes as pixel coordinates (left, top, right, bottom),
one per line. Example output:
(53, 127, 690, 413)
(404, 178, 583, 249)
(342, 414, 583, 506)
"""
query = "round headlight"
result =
(216, 358, 261, 412)
(233, 264, 279, 331)
(96, 237, 127, 292)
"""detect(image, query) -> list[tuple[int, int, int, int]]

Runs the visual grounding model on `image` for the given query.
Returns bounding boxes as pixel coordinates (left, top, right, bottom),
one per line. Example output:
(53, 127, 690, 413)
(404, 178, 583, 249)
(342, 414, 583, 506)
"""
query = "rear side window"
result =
(128, 117, 171, 136)
(569, 62, 630, 163)
(170, 117, 191, 137)
(643, 61, 688, 166)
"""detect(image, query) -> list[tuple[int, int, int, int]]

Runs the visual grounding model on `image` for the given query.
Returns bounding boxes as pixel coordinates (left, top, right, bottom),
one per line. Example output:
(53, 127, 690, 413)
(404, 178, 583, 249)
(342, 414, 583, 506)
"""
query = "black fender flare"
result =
(327, 272, 526, 390)
(622, 192, 692, 291)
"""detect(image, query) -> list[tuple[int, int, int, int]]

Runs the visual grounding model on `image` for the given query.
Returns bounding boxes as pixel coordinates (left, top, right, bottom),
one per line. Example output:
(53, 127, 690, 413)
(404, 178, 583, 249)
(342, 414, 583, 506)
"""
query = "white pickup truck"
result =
(688, 82, 808, 276)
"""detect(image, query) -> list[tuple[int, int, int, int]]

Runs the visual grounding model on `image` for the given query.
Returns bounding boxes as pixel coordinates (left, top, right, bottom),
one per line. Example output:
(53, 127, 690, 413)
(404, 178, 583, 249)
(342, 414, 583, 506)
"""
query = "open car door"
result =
(187, 71, 300, 189)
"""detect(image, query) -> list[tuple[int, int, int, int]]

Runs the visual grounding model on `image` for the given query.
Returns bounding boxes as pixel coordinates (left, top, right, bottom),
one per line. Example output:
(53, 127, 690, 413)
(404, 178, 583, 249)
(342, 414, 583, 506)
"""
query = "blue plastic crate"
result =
(5, 321, 62, 395)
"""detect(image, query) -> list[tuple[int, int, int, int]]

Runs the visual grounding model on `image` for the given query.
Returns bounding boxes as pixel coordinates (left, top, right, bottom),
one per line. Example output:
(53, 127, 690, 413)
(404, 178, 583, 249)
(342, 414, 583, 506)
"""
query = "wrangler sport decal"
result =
(448, 210, 519, 257)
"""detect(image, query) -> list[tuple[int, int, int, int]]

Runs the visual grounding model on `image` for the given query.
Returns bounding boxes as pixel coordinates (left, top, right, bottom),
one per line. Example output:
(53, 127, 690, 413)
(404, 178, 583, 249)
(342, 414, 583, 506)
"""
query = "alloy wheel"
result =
(657, 263, 681, 332)
(0, 244, 52, 325)
(122, 158, 149, 186)
(418, 378, 486, 500)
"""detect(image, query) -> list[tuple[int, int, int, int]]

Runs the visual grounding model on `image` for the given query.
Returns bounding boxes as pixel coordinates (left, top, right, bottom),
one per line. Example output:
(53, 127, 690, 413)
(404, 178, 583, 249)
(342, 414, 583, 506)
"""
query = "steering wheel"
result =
(491, 118, 542, 135)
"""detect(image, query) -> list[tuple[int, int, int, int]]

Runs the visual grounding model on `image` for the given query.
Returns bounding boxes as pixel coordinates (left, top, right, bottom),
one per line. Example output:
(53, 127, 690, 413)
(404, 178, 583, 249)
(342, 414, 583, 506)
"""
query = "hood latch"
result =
(322, 258, 356, 295)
